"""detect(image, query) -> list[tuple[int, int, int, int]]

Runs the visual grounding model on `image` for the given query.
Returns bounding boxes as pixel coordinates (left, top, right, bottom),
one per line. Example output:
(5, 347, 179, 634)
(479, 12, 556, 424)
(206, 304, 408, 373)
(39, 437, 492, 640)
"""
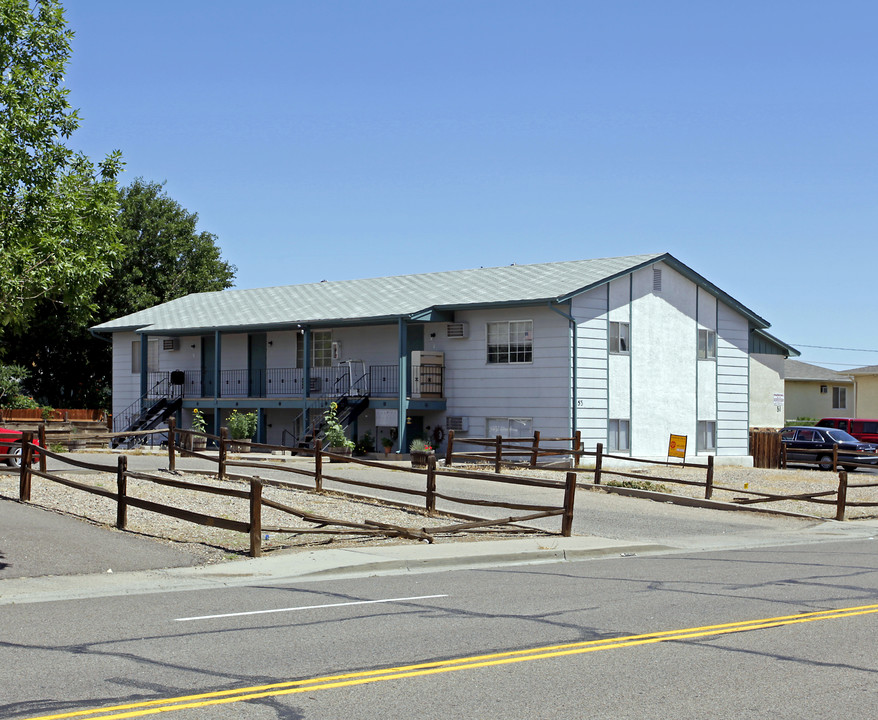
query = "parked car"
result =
(0, 426, 41, 468)
(781, 426, 878, 471)
(816, 418, 878, 445)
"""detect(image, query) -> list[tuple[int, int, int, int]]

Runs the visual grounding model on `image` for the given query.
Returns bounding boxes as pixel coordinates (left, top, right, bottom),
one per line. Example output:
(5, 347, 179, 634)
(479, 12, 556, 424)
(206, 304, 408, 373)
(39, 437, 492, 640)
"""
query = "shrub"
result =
(605, 479, 673, 493)
(227, 410, 257, 440)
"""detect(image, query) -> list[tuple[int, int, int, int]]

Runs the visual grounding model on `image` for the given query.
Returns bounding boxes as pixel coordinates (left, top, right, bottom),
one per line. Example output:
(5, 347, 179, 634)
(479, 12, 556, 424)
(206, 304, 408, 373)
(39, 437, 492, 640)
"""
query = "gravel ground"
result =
(0, 466, 539, 565)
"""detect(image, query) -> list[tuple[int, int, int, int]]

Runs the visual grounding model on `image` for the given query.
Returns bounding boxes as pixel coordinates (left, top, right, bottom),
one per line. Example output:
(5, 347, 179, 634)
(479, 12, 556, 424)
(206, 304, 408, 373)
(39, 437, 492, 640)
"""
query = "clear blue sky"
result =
(64, 1, 877, 370)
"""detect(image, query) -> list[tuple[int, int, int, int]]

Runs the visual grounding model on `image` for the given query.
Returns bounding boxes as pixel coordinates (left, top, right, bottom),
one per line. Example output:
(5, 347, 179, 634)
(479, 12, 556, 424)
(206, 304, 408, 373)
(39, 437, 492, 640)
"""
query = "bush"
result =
(354, 431, 375, 456)
(227, 410, 257, 440)
(605, 479, 673, 493)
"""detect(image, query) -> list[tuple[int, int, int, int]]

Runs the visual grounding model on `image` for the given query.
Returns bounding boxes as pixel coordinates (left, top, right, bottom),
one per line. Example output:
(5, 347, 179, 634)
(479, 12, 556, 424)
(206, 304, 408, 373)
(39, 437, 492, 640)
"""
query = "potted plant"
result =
(381, 436, 394, 457)
(354, 431, 375, 457)
(190, 408, 208, 451)
(322, 402, 354, 461)
(227, 409, 257, 452)
(409, 438, 434, 468)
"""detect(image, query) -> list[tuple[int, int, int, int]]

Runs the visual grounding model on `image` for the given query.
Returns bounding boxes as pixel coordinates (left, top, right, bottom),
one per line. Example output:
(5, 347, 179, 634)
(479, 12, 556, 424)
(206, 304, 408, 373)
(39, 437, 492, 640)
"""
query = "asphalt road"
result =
(3, 538, 878, 719)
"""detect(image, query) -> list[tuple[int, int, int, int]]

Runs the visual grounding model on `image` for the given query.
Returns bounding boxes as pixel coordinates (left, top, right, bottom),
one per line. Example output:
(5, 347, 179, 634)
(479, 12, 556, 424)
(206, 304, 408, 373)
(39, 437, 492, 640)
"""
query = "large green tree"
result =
(0, 0, 122, 329)
(3, 179, 237, 408)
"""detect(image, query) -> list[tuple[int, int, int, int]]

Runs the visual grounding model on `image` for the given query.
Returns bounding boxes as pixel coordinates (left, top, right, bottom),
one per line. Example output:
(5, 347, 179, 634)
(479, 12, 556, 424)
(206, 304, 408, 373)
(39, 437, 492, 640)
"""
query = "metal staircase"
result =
(113, 380, 183, 448)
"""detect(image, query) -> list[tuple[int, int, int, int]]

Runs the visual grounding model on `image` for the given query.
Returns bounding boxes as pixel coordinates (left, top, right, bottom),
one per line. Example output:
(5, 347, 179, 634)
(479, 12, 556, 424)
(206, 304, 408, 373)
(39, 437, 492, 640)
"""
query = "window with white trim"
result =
(609, 321, 630, 354)
(697, 421, 716, 452)
(832, 387, 847, 409)
(608, 419, 630, 452)
(698, 329, 716, 359)
(487, 320, 533, 364)
(296, 330, 332, 368)
(486, 417, 533, 438)
(131, 340, 159, 374)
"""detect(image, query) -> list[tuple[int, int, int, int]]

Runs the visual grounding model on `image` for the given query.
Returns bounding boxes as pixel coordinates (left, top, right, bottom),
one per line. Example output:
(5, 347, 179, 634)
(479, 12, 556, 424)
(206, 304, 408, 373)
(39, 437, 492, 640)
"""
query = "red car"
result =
(0, 427, 41, 467)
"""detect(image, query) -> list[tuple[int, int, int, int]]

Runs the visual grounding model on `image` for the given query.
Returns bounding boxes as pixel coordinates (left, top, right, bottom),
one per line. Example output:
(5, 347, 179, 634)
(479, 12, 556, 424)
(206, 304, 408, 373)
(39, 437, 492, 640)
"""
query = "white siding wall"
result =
(442, 305, 571, 440)
(571, 288, 608, 447)
(111, 332, 140, 420)
(716, 304, 750, 455)
(608, 277, 631, 423)
(220, 334, 247, 370)
(696, 289, 717, 421)
(330, 325, 400, 368)
(266, 330, 296, 368)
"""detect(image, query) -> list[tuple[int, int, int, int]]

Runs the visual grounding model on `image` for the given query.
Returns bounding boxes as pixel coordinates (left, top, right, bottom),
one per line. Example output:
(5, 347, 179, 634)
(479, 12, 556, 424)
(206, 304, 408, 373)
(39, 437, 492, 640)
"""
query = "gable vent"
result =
(446, 322, 469, 339)
(653, 268, 662, 292)
(162, 338, 179, 351)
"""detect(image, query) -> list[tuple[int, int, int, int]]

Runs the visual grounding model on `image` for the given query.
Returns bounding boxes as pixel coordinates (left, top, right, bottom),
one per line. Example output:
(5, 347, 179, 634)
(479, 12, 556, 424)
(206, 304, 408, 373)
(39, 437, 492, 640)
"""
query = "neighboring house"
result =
(783, 359, 855, 422)
(850, 366, 878, 418)
(750, 330, 800, 428)
(91, 252, 797, 464)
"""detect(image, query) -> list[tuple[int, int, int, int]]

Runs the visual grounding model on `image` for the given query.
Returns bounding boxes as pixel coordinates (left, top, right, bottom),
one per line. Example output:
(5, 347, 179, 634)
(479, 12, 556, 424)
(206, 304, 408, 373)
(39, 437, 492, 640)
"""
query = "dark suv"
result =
(781, 426, 878, 471)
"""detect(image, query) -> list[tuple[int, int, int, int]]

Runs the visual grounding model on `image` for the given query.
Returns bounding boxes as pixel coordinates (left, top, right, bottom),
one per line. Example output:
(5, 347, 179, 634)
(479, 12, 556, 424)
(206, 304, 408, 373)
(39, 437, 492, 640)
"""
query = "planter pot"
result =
(188, 435, 207, 451)
(230, 441, 251, 453)
(329, 446, 353, 463)
(410, 450, 434, 468)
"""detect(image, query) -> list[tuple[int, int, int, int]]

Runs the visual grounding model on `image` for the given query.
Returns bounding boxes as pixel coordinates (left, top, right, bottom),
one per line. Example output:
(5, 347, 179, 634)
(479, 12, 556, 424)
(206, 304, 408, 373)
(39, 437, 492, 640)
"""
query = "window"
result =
(487, 321, 533, 364)
(296, 330, 333, 368)
(698, 329, 716, 359)
(131, 340, 159, 374)
(832, 387, 847, 409)
(486, 417, 533, 438)
(608, 419, 630, 452)
(697, 421, 716, 452)
(609, 321, 630, 354)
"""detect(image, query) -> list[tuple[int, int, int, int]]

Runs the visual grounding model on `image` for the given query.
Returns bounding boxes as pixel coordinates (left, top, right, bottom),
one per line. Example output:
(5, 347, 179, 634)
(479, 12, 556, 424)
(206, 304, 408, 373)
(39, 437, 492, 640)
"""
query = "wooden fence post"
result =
(426, 454, 437, 515)
(561, 471, 577, 537)
(781, 442, 787, 469)
(836, 471, 848, 521)
(19, 431, 33, 501)
(218, 427, 228, 480)
(167, 416, 176, 472)
(832, 443, 838, 471)
(530, 431, 541, 467)
(116, 455, 128, 530)
(445, 430, 455, 467)
(594, 443, 603, 485)
(704, 455, 715, 499)
(573, 430, 582, 468)
(495, 434, 502, 474)
(314, 438, 323, 492)
(249, 479, 263, 557)
(38, 424, 47, 473)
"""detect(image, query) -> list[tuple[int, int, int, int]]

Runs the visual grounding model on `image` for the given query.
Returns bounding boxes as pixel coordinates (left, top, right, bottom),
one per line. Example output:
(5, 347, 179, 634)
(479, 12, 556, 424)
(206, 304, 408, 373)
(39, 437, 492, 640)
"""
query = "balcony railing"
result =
(143, 364, 440, 400)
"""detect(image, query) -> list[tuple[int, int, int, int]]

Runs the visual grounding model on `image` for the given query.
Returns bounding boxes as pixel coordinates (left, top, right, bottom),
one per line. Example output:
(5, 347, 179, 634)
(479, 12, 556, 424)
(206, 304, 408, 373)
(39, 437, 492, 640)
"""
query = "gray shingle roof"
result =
(784, 359, 853, 382)
(92, 252, 769, 335)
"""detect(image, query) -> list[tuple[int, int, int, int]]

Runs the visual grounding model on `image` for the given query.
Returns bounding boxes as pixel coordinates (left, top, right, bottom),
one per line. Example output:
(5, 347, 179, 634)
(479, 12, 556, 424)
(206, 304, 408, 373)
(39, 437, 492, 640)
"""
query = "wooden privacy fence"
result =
(750, 429, 782, 469)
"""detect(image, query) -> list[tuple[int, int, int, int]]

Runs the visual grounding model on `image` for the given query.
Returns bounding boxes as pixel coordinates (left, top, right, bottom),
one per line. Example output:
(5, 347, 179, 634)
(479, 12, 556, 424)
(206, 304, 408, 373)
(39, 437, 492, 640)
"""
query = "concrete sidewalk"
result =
(0, 535, 671, 606)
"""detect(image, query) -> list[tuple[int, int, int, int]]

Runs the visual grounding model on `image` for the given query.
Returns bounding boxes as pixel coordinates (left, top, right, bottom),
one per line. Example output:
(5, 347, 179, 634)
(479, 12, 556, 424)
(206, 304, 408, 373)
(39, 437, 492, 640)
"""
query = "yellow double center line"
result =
(26, 603, 878, 720)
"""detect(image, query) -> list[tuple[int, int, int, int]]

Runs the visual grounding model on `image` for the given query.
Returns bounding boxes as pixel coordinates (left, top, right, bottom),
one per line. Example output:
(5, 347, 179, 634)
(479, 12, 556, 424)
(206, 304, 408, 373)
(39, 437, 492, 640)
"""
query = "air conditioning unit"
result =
(162, 338, 179, 351)
(446, 322, 469, 339)
(446, 416, 469, 432)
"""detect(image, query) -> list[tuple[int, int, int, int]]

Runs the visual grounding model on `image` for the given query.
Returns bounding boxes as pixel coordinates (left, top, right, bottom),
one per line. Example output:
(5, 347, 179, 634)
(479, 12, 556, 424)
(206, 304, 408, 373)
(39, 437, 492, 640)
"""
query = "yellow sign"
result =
(668, 434, 687, 459)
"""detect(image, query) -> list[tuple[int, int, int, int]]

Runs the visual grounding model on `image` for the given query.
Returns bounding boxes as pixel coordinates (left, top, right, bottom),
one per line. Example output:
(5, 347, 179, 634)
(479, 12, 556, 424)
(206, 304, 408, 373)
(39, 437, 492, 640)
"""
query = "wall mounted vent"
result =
(162, 338, 179, 351)
(446, 322, 469, 339)
(446, 416, 469, 432)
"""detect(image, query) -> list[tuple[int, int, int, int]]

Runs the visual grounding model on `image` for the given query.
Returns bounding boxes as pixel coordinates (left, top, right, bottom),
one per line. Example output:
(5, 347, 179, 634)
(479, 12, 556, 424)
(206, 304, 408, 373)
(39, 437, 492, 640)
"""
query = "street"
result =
(3, 538, 878, 719)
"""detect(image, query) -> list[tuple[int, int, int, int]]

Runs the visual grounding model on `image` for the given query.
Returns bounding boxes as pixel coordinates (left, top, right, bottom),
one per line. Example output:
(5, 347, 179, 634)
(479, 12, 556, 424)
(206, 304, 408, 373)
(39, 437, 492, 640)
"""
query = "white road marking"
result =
(174, 594, 449, 622)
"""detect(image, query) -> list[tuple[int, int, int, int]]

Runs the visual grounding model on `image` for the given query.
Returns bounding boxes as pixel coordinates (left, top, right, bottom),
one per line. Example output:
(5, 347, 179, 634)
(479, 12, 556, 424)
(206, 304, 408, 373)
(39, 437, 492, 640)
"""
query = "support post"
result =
(530, 431, 541, 468)
(561, 471, 577, 537)
(445, 429, 455, 467)
(249, 479, 263, 557)
(167, 416, 176, 471)
(218, 427, 228, 480)
(573, 430, 582, 468)
(314, 437, 323, 492)
(836, 471, 848, 521)
(594, 443, 603, 485)
(19, 431, 33, 501)
(495, 435, 502, 474)
(705, 455, 715, 500)
(38, 424, 47, 473)
(116, 455, 128, 529)
(426, 454, 437, 515)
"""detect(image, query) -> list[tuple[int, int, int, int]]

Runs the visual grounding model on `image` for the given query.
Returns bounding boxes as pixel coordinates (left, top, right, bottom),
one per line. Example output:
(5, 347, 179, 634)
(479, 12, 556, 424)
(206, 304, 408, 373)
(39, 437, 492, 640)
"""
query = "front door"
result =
(248, 333, 267, 397)
(201, 336, 216, 398)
